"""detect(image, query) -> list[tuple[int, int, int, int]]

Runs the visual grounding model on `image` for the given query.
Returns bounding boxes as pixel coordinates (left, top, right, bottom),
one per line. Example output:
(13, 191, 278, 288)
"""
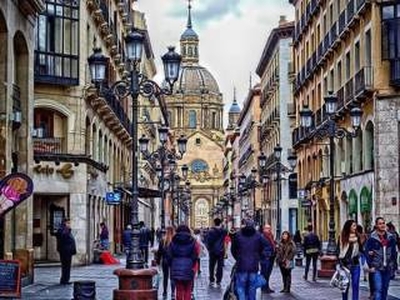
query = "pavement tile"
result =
(20, 254, 400, 300)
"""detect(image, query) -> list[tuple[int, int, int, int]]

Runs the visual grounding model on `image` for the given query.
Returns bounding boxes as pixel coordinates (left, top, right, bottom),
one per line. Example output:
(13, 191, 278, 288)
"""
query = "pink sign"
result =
(0, 173, 33, 217)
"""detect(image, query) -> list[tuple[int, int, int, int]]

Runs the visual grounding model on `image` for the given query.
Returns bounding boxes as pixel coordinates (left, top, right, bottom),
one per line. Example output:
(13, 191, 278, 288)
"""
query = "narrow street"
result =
(21, 254, 400, 300)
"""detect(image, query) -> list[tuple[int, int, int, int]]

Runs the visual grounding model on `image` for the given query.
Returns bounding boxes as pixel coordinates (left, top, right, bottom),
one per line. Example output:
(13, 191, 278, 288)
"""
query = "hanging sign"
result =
(0, 173, 34, 217)
(106, 192, 121, 205)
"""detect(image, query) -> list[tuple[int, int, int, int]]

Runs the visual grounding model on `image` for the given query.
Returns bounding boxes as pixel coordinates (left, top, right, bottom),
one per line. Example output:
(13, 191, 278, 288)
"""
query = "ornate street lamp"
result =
(299, 92, 362, 273)
(88, 28, 182, 271)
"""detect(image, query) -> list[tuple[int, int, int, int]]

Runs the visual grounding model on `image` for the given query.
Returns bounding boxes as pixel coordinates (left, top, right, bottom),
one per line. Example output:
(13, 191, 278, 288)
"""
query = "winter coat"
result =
(303, 232, 321, 255)
(206, 226, 227, 257)
(156, 238, 171, 266)
(231, 226, 267, 273)
(168, 232, 199, 281)
(139, 226, 150, 248)
(365, 231, 398, 271)
(260, 234, 275, 264)
(100, 226, 109, 240)
(276, 240, 296, 269)
(122, 229, 132, 248)
(56, 226, 77, 257)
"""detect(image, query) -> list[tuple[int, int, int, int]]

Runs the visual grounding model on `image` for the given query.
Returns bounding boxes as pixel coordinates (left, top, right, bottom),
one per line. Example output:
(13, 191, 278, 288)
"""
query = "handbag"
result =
(254, 273, 267, 288)
(330, 265, 350, 292)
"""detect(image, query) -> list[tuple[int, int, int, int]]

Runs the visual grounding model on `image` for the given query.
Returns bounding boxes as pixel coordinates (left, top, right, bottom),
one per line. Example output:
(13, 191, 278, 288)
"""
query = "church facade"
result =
(165, 4, 225, 228)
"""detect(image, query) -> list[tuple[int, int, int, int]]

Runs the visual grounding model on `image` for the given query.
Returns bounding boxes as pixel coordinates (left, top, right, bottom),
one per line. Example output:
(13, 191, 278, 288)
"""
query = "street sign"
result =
(301, 199, 311, 207)
(105, 192, 121, 205)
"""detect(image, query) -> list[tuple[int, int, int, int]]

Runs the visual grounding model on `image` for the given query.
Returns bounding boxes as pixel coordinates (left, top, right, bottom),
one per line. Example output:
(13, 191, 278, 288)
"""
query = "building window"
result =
(365, 30, 372, 66)
(355, 41, 360, 72)
(345, 51, 351, 80)
(189, 110, 196, 128)
(195, 138, 201, 146)
(35, 0, 80, 85)
(211, 111, 217, 129)
(191, 159, 209, 173)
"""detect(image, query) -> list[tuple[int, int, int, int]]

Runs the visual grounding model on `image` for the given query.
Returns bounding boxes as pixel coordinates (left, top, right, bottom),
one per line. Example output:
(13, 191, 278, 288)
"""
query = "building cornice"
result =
(256, 22, 294, 77)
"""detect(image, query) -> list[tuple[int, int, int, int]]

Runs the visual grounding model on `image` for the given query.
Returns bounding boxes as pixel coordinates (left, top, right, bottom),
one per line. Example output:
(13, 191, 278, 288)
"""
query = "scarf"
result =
(339, 233, 359, 259)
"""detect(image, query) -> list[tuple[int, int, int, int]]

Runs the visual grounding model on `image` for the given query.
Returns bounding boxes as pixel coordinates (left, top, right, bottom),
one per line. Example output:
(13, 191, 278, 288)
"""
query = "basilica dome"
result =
(175, 65, 220, 95)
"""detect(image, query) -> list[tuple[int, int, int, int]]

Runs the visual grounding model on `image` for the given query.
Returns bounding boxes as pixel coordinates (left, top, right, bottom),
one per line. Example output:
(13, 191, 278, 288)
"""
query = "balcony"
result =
(323, 34, 330, 57)
(330, 22, 339, 48)
(345, 78, 354, 106)
(389, 60, 400, 87)
(33, 137, 66, 155)
(346, 0, 356, 27)
(354, 66, 373, 99)
(355, 0, 370, 15)
(337, 86, 345, 112)
(338, 10, 347, 37)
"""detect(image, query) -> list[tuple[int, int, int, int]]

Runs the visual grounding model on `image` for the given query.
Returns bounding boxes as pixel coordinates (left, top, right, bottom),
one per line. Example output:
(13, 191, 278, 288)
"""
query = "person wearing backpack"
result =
(303, 224, 321, 281)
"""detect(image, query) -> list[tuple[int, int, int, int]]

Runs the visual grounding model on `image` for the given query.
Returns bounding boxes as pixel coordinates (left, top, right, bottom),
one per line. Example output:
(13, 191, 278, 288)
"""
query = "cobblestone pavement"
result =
(20, 254, 400, 300)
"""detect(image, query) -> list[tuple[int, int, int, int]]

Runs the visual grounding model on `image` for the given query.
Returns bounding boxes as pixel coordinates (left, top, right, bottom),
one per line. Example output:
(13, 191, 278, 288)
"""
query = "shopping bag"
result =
(330, 265, 350, 292)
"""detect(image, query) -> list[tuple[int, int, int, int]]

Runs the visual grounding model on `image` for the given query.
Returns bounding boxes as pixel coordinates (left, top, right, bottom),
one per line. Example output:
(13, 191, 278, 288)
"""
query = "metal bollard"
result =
(72, 280, 96, 300)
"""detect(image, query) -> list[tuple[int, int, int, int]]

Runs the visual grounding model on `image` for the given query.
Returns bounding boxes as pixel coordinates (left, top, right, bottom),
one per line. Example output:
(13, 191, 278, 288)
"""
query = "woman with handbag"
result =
(338, 220, 362, 300)
(276, 231, 296, 293)
(157, 226, 176, 299)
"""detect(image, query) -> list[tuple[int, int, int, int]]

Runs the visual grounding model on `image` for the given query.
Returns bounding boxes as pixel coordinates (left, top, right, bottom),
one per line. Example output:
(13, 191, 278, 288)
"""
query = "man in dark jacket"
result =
(122, 224, 132, 256)
(206, 218, 227, 287)
(56, 217, 76, 285)
(231, 219, 267, 300)
(365, 217, 398, 300)
(303, 224, 321, 281)
(139, 221, 151, 266)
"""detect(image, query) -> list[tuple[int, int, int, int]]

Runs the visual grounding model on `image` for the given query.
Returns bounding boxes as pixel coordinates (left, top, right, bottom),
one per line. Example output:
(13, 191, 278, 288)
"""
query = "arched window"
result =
(191, 159, 209, 173)
(195, 199, 209, 228)
(364, 121, 374, 170)
(188, 46, 193, 56)
(189, 110, 196, 128)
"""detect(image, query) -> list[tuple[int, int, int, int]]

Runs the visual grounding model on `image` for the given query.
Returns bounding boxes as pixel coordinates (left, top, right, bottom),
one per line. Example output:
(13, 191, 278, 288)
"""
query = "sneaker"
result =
(209, 281, 215, 287)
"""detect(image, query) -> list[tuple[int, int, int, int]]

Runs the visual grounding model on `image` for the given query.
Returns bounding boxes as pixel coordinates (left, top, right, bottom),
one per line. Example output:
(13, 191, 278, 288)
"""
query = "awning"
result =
(118, 187, 162, 198)
(348, 189, 358, 215)
(360, 187, 372, 213)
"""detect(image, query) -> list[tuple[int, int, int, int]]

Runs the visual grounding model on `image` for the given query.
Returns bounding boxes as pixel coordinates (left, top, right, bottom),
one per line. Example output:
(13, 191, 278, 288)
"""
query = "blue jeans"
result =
(342, 265, 360, 300)
(371, 269, 391, 300)
(235, 272, 257, 300)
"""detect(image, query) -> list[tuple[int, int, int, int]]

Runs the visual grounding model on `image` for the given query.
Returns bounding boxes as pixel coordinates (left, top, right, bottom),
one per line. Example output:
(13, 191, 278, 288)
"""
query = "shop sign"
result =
(0, 173, 34, 217)
(106, 192, 121, 205)
(33, 163, 74, 179)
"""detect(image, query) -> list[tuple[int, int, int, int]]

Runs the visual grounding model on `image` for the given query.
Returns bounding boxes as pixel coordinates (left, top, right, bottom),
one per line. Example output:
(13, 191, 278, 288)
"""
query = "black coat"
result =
(56, 226, 76, 257)
(122, 229, 132, 248)
(168, 232, 198, 281)
(206, 226, 227, 256)
(231, 226, 266, 273)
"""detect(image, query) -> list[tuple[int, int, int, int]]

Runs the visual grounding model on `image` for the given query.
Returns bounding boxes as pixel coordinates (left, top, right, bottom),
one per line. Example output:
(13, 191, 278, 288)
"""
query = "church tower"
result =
(165, 1, 225, 228)
(227, 87, 241, 130)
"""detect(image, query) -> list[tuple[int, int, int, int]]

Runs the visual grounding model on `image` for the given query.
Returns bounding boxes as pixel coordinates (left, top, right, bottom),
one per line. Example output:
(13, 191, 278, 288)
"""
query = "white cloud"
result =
(136, 0, 294, 126)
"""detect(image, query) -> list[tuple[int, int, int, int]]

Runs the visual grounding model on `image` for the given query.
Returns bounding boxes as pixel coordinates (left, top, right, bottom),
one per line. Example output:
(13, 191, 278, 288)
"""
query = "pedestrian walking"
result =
(276, 231, 296, 293)
(139, 221, 151, 266)
(157, 226, 176, 299)
(356, 224, 368, 281)
(365, 217, 398, 300)
(303, 224, 321, 281)
(122, 224, 132, 256)
(156, 227, 162, 243)
(167, 225, 199, 300)
(194, 228, 207, 276)
(99, 222, 109, 250)
(260, 224, 276, 293)
(386, 222, 399, 278)
(338, 220, 362, 300)
(205, 218, 227, 288)
(150, 227, 155, 248)
(56, 217, 76, 285)
(231, 219, 267, 300)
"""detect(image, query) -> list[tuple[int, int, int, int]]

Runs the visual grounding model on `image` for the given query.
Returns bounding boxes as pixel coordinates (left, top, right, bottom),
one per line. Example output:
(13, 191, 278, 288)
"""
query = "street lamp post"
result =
(139, 131, 187, 230)
(299, 91, 362, 276)
(88, 29, 182, 271)
(258, 147, 297, 239)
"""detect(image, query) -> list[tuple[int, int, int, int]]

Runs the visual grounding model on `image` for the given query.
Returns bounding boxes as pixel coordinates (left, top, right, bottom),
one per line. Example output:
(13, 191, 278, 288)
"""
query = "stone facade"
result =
(0, 0, 45, 259)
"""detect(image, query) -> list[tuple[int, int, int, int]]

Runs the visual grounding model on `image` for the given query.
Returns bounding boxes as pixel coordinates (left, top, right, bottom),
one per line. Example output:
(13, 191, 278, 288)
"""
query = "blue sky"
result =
(136, 0, 294, 125)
